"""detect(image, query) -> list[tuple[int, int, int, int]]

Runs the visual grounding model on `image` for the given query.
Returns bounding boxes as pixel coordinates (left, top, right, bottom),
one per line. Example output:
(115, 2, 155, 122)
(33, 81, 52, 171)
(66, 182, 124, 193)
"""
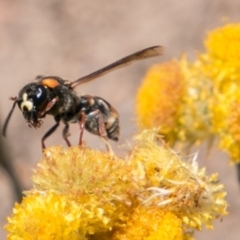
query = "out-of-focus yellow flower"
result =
(201, 25, 240, 98)
(5, 130, 227, 239)
(136, 58, 213, 148)
(221, 99, 240, 159)
(136, 23, 240, 163)
(200, 23, 240, 162)
(136, 60, 186, 142)
(213, 93, 240, 161)
(204, 23, 240, 84)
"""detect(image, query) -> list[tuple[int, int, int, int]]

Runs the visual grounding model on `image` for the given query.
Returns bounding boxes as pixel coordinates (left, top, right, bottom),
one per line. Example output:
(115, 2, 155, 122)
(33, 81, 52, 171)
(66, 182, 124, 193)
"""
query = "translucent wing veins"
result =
(70, 46, 164, 89)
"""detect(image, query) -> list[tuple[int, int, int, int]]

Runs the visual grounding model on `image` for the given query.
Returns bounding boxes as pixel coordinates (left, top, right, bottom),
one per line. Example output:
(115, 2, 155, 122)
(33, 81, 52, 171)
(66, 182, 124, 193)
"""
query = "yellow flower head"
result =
(6, 130, 227, 239)
(136, 58, 213, 147)
(130, 130, 227, 230)
(217, 94, 240, 161)
(199, 23, 240, 162)
(201, 23, 240, 90)
(112, 207, 184, 240)
(32, 146, 137, 234)
(5, 191, 87, 240)
(205, 23, 240, 61)
(136, 60, 186, 144)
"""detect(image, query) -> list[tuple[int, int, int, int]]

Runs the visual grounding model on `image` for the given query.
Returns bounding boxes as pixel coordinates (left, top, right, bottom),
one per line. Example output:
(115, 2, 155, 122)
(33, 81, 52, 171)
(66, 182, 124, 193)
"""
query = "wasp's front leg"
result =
(41, 120, 60, 149)
(38, 96, 59, 118)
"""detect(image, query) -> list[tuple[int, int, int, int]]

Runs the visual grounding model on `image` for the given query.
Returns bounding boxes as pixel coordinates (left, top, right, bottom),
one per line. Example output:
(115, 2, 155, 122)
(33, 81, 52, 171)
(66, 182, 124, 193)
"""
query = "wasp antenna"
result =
(2, 98, 19, 137)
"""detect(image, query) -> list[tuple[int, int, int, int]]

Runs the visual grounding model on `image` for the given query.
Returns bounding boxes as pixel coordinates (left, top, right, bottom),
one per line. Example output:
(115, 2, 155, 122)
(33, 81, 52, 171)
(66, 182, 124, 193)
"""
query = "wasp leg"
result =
(89, 109, 113, 153)
(63, 123, 71, 147)
(100, 136, 115, 156)
(98, 112, 114, 153)
(96, 110, 108, 138)
(38, 96, 59, 118)
(41, 121, 60, 149)
(78, 111, 86, 146)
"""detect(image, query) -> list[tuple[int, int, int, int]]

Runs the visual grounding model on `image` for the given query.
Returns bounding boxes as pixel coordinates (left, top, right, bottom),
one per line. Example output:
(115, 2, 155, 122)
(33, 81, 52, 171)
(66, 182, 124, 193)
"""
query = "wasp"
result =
(2, 46, 163, 150)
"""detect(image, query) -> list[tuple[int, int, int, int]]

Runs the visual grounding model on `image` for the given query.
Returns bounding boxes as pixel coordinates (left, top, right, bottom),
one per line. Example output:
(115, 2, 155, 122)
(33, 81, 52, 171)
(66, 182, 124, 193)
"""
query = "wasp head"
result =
(16, 83, 50, 128)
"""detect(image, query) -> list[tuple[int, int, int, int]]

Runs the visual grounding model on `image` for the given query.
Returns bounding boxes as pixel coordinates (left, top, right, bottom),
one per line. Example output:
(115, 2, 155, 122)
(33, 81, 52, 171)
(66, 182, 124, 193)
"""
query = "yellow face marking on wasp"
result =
(20, 93, 33, 111)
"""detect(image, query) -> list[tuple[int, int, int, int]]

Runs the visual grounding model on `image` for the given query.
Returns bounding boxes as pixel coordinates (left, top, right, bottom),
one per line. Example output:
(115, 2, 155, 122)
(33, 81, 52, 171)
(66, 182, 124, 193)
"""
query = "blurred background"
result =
(0, 0, 240, 239)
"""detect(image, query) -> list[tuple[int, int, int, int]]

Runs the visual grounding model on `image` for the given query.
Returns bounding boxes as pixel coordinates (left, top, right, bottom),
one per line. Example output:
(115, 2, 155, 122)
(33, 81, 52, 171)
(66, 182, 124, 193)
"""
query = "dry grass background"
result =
(0, 1, 240, 239)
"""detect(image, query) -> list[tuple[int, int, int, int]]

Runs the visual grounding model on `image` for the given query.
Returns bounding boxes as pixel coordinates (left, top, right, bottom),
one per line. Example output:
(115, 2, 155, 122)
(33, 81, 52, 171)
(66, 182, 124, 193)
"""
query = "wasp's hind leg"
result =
(62, 123, 71, 147)
(99, 136, 115, 156)
(96, 110, 114, 154)
(78, 111, 86, 146)
(86, 109, 114, 154)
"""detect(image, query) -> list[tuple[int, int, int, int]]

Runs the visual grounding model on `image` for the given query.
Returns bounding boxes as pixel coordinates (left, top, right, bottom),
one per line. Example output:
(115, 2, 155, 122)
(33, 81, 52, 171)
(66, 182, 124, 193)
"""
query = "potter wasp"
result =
(2, 46, 163, 150)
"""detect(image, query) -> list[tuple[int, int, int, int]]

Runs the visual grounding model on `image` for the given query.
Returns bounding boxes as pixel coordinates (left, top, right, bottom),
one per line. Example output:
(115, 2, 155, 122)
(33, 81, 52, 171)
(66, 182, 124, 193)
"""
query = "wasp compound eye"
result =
(32, 85, 48, 110)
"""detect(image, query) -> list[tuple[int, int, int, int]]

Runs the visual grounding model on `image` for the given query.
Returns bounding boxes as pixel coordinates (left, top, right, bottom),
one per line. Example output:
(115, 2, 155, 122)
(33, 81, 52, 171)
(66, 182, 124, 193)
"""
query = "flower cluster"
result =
(136, 23, 240, 162)
(201, 23, 240, 161)
(5, 130, 227, 239)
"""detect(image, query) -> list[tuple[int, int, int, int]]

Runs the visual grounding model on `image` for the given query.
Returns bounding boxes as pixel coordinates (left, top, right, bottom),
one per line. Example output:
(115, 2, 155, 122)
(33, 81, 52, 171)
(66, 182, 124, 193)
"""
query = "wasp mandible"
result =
(2, 46, 163, 150)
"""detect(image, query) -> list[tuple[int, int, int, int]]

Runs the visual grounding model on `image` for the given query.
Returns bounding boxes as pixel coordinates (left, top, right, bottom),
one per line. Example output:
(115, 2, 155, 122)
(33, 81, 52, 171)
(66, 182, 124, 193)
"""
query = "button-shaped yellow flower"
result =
(136, 58, 213, 148)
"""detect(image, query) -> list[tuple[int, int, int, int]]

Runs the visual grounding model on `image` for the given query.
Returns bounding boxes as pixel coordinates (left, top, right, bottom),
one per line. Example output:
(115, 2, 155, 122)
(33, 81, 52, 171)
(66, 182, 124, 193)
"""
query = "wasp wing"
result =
(70, 45, 164, 89)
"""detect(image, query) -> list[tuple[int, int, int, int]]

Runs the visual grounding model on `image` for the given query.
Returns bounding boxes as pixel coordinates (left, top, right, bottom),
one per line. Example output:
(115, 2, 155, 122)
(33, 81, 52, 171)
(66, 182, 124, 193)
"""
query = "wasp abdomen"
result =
(104, 109, 119, 141)
(106, 119, 119, 141)
(82, 96, 120, 141)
